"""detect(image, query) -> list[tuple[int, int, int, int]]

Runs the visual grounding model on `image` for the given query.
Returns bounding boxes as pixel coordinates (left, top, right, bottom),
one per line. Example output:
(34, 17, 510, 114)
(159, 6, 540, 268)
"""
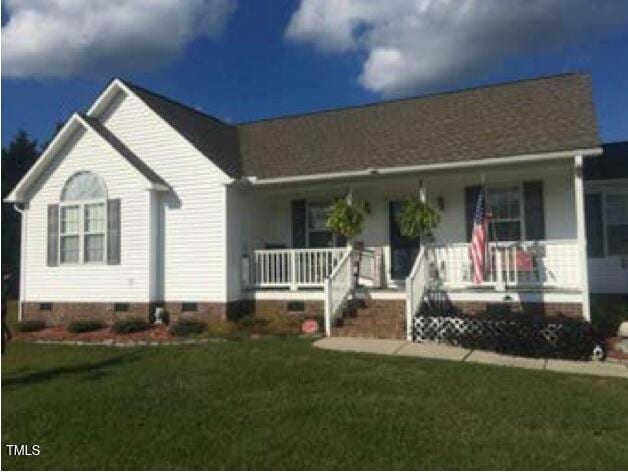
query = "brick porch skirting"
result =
(451, 301, 583, 319)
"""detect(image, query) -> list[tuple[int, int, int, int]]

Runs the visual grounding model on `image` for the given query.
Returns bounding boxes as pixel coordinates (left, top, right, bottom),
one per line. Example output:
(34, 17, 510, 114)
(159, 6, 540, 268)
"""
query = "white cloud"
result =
(2, 0, 237, 78)
(286, 0, 628, 96)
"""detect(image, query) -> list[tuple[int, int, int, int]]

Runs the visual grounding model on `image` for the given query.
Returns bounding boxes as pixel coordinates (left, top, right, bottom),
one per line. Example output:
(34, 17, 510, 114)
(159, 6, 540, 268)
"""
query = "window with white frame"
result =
(606, 194, 628, 255)
(486, 186, 522, 242)
(59, 171, 107, 264)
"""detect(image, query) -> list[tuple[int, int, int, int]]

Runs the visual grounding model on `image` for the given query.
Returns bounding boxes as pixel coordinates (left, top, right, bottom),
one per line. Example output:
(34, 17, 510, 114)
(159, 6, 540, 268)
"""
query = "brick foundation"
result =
(251, 300, 324, 318)
(21, 300, 251, 326)
(21, 298, 585, 329)
(452, 301, 583, 319)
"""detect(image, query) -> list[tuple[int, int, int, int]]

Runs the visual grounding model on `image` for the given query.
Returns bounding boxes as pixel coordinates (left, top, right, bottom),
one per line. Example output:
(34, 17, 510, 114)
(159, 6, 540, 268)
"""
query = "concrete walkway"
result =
(314, 337, 628, 379)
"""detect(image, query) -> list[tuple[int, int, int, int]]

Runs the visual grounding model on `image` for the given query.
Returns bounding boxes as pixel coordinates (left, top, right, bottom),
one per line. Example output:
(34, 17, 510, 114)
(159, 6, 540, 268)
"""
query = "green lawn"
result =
(2, 339, 628, 470)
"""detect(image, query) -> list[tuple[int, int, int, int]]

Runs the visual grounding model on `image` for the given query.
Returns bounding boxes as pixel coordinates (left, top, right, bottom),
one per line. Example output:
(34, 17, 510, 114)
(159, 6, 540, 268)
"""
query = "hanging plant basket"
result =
(399, 197, 440, 241)
(326, 199, 366, 240)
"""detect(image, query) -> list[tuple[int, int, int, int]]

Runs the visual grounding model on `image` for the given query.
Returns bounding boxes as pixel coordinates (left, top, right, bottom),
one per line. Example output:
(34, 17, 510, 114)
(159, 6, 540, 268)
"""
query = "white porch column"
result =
(574, 155, 591, 321)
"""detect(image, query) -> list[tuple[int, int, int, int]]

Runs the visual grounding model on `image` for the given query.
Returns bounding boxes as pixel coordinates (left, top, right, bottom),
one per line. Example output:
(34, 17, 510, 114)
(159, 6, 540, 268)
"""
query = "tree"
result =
(2, 131, 40, 298)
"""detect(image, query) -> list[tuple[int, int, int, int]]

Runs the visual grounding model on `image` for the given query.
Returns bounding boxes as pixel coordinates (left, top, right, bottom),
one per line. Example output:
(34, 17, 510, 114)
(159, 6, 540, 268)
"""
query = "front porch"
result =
(232, 157, 590, 337)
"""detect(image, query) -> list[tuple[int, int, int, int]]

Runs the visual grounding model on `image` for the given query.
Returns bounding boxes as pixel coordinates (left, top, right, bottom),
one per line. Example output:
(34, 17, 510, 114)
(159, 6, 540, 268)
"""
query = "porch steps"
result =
(331, 298, 406, 340)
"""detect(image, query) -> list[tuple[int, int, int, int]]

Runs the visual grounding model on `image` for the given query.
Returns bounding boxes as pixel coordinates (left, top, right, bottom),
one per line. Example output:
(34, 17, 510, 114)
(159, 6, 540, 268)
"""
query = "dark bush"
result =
(415, 310, 597, 360)
(17, 320, 46, 332)
(68, 319, 106, 333)
(236, 314, 305, 336)
(590, 294, 628, 337)
(169, 319, 207, 337)
(237, 315, 269, 334)
(111, 318, 149, 334)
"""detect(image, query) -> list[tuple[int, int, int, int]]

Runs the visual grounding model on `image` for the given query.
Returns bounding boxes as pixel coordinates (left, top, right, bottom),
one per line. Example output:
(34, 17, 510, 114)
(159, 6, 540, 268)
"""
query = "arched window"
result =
(61, 171, 107, 201)
(58, 172, 107, 264)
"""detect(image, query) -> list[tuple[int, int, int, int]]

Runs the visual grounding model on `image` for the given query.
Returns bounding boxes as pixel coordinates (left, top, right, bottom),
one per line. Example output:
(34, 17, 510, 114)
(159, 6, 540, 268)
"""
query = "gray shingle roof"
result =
(238, 74, 600, 179)
(122, 74, 600, 180)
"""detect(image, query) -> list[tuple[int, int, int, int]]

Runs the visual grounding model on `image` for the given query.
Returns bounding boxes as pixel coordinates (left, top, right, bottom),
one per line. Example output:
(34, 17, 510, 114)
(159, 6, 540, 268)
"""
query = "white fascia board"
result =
(4, 115, 84, 203)
(248, 147, 603, 186)
(86, 78, 125, 117)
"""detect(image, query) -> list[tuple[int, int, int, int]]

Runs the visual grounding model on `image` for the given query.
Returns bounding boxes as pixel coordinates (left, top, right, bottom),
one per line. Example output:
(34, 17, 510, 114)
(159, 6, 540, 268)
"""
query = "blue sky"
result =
(2, 0, 628, 147)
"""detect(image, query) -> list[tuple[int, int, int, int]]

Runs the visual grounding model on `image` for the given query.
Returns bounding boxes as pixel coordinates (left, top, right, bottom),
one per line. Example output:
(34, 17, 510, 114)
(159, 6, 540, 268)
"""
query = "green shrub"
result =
(111, 318, 149, 334)
(236, 314, 304, 336)
(68, 319, 106, 333)
(17, 320, 46, 332)
(169, 319, 207, 337)
(206, 320, 239, 338)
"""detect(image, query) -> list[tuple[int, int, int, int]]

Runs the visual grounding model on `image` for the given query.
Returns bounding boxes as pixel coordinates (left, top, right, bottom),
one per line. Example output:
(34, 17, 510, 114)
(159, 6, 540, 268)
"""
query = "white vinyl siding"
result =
(22, 126, 151, 302)
(99, 89, 229, 302)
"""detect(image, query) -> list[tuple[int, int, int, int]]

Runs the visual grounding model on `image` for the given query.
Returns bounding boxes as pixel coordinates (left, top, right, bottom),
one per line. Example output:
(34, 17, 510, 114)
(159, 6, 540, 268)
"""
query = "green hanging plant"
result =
(399, 197, 440, 240)
(326, 199, 365, 240)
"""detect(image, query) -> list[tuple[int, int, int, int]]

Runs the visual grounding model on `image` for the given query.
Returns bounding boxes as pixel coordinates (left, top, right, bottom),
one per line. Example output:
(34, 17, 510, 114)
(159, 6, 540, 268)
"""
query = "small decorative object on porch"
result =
(515, 249, 534, 272)
(399, 197, 440, 241)
(301, 318, 319, 335)
(153, 307, 166, 325)
(326, 198, 366, 240)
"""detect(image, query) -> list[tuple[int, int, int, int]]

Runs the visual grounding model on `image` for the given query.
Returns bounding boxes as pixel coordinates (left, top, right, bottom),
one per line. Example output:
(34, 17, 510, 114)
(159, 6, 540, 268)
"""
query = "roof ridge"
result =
(236, 72, 587, 127)
(119, 79, 233, 128)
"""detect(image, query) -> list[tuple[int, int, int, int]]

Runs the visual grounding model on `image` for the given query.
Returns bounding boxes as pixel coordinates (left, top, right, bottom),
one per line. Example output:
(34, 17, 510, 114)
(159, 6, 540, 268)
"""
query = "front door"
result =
(389, 201, 420, 280)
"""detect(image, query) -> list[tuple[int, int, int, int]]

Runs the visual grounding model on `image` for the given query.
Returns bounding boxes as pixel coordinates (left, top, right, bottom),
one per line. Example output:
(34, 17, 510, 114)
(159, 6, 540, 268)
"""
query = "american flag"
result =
(470, 189, 488, 284)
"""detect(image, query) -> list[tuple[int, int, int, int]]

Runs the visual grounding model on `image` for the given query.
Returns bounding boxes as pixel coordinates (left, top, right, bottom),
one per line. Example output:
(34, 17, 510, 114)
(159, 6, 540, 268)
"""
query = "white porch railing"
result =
(426, 240, 581, 290)
(405, 247, 429, 341)
(324, 250, 354, 336)
(248, 248, 347, 289)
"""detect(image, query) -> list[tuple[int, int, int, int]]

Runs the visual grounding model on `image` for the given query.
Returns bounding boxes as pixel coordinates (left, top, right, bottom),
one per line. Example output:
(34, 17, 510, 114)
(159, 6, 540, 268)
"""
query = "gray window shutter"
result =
(585, 193, 604, 258)
(523, 181, 545, 240)
(464, 186, 481, 241)
(47, 204, 59, 266)
(291, 200, 306, 248)
(107, 199, 121, 265)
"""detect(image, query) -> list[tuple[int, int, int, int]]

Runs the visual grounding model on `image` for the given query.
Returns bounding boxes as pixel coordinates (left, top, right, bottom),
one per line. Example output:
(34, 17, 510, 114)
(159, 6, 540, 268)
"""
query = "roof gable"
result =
(120, 80, 241, 178)
(5, 114, 168, 203)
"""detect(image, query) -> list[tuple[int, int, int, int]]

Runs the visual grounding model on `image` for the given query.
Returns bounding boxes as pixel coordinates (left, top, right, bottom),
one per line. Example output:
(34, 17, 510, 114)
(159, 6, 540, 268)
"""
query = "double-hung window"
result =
(83, 203, 106, 262)
(306, 201, 348, 248)
(60, 205, 80, 263)
(307, 202, 334, 248)
(486, 186, 522, 242)
(59, 171, 107, 264)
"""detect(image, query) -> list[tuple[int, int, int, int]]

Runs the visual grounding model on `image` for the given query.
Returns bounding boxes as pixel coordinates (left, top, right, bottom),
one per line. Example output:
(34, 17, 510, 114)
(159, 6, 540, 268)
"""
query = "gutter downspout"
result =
(12, 203, 26, 322)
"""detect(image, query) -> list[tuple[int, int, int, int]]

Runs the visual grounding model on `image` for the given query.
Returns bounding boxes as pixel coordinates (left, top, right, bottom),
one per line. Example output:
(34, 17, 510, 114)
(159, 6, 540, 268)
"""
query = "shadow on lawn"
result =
(2, 351, 141, 387)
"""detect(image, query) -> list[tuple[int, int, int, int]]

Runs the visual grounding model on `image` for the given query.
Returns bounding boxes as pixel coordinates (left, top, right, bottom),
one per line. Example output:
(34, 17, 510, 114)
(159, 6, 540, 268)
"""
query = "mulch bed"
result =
(15, 325, 173, 344)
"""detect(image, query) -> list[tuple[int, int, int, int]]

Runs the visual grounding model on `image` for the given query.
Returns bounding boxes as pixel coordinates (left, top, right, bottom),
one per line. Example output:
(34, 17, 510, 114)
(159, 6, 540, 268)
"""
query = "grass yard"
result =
(2, 338, 628, 470)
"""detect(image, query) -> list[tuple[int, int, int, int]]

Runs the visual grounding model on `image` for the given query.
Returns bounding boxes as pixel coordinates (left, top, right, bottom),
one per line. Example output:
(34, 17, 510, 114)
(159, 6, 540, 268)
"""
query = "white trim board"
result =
(245, 148, 603, 186)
